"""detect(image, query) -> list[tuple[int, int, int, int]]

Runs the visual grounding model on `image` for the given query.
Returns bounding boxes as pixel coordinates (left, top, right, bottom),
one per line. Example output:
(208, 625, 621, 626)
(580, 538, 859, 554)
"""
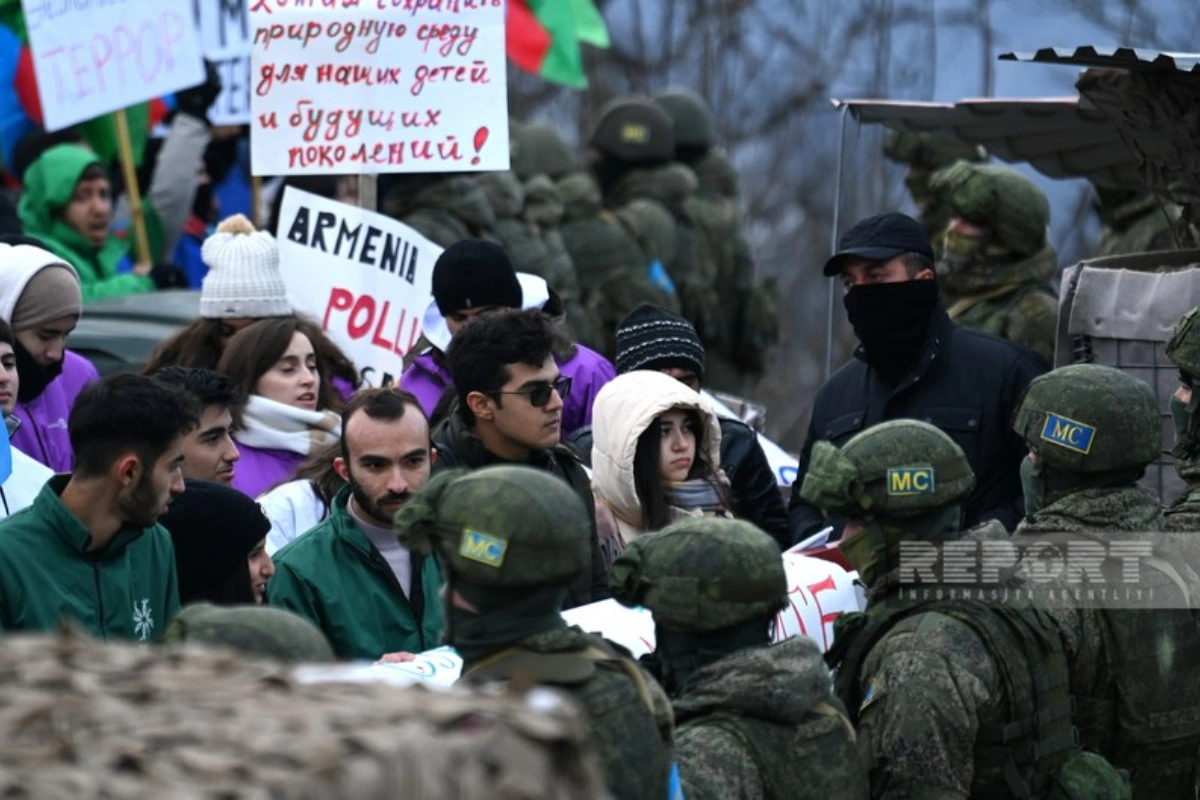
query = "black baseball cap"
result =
(822, 212, 934, 276)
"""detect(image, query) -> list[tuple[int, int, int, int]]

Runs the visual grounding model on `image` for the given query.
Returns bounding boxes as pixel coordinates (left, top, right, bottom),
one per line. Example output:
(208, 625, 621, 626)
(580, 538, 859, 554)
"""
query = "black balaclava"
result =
(843, 280, 940, 385)
(14, 338, 63, 403)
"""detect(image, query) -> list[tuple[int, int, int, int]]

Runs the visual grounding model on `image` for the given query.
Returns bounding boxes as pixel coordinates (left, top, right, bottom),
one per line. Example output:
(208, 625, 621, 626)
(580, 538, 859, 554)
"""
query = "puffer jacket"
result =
(591, 370, 723, 556)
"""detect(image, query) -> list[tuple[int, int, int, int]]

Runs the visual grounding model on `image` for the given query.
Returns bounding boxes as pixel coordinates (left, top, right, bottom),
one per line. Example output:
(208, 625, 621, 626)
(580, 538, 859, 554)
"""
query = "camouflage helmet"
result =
(608, 517, 786, 633)
(587, 98, 675, 165)
(512, 123, 578, 182)
(883, 131, 986, 170)
(799, 420, 976, 520)
(1167, 306, 1200, 378)
(1012, 364, 1160, 473)
(651, 88, 716, 150)
(395, 466, 591, 588)
(930, 161, 1050, 257)
(161, 604, 336, 664)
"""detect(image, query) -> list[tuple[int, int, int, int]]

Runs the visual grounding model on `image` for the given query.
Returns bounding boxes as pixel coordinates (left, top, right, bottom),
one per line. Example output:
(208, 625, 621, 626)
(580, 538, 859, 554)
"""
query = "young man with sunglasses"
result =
(434, 308, 607, 606)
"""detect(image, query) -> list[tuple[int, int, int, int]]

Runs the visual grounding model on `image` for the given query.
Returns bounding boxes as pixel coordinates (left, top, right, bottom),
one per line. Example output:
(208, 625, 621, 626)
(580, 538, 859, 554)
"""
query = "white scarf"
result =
(236, 395, 341, 456)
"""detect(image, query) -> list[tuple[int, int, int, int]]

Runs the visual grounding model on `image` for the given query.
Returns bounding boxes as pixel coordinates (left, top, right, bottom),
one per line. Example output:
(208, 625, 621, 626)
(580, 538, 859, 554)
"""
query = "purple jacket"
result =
(399, 344, 616, 436)
(230, 444, 305, 499)
(11, 350, 99, 472)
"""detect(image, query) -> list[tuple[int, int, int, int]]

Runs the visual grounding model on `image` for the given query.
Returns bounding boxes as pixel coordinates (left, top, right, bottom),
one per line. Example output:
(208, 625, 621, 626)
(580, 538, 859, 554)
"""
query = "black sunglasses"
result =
(495, 376, 572, 407)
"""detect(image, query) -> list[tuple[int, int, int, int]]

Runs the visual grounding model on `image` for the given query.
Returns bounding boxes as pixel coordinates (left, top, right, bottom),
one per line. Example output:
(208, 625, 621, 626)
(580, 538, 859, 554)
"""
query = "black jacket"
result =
(788, 308, 1047, 544)
(566, 416, 791, 550)
(432, 408, 609, 608)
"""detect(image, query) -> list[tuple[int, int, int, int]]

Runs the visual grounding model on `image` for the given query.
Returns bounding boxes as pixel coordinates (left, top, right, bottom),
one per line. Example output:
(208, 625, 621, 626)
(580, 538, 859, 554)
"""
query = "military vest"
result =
(677, 698, 867, 800)
(828, 594, 1080, 799)
(1069, 558, 1200, 797)
(462, 636, 672, 800)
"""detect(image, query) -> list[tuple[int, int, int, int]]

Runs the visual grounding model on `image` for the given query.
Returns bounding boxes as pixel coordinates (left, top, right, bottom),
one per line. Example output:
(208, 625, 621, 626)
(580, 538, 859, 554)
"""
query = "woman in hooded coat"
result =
(0, 241, 98, 471)
(590, 370, 730, 568)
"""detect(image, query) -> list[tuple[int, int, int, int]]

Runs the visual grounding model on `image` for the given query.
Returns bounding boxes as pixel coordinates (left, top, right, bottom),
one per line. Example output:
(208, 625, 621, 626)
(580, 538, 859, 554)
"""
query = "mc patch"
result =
(620, 122, 650, 144)
(886, 465, 936, 496)
(1039, 412, 1096, 455)
(459, 530, 508, 568)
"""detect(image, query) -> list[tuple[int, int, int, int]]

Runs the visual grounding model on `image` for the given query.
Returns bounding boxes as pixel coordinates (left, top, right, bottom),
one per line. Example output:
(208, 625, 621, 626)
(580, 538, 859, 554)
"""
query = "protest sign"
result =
(23, 0, 206, 132)
(249, 0, 508, 175)
(195, 0, 253, 124)
(278, 187, 439, 387)
(308, 554, 863, 689)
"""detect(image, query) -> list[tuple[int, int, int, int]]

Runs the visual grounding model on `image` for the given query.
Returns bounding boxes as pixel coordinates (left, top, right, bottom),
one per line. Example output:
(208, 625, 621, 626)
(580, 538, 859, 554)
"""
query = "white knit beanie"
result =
(199, 215, 291, 319)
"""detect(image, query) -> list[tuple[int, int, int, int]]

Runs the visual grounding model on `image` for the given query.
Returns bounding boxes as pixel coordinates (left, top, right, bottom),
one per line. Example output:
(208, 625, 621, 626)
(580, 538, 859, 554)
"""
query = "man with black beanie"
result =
(787, 212, 1046, 545)
(567, 303, 790, 548)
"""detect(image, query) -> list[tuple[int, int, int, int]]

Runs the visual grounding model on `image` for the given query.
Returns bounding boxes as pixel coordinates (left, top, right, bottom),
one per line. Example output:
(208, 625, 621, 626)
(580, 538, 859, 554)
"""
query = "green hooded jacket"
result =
(0, 475, 180, 641)
(268, 486, 444, 660)
(17, 145, 159, 302)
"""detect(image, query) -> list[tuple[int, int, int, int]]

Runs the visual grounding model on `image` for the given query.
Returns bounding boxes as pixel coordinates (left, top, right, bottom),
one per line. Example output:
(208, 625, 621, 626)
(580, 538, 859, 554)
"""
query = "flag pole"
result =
(114, 109, 152, 266)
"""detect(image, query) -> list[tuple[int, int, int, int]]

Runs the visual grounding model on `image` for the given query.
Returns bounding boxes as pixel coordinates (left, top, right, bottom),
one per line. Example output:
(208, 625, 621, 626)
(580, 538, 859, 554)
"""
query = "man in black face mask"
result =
(787, 212, 1046, 545)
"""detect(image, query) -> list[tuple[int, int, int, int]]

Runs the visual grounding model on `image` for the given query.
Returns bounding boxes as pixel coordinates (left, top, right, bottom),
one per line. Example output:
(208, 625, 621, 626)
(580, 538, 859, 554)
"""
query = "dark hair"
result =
(145, 314, 359, 393)
(0, 318, 12, 348)
(217, 318, 341, 412)
(70, 374, 200, 478)
(631, 407, 720, 531)
(902, 251, 935, 277)
(77, 161, 108, 184)
(296, 315, 360, 393)
(144, 318, 227, 373)
(290, 439, 345, 518)
(151, 367, 245, 413)
(339, 388, 427, 462)
(445, 308, 555, 425)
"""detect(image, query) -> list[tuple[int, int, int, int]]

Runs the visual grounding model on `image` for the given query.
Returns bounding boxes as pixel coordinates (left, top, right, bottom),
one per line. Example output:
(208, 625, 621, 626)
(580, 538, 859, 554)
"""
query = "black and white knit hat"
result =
(615, 303, 706, 379)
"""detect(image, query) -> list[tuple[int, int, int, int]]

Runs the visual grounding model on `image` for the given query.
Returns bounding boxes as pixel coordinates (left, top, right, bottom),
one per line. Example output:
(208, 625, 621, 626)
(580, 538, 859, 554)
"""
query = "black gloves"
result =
(175, 60, 223, 123)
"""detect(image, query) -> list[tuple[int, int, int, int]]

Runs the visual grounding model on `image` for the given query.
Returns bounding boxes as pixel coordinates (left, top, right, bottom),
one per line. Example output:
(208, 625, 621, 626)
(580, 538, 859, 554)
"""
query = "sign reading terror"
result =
(23, 0, 206, 131)
(278, 187, 440, 387)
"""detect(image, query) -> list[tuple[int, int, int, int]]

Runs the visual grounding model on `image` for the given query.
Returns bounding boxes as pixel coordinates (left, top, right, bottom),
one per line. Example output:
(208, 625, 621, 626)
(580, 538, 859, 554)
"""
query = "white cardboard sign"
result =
(277, 187, 439, 387)
(196, 0, 253, 125)
(23, 0, 206, 132)
(248, 0, 508, 175)
(326, 553, 864, 689)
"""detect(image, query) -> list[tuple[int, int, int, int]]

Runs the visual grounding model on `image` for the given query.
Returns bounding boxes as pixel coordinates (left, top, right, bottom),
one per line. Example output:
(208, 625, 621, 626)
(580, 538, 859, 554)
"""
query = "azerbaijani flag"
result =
(507, 0, 610, 89)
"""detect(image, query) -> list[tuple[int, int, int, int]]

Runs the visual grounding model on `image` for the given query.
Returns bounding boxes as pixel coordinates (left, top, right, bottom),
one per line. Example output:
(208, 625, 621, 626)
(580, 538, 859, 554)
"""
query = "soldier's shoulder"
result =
(868, 608, 996, 677)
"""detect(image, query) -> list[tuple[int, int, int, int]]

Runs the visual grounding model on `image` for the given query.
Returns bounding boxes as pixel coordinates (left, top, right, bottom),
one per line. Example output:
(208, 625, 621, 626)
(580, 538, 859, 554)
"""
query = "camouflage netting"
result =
(0, 630, 604, 799)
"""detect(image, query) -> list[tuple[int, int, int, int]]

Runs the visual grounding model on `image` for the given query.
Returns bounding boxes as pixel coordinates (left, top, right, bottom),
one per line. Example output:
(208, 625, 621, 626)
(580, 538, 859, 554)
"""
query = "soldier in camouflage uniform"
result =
(802, 420, 1127, 799)
(1011, 364, 1200, 797)
(1093, 186, 1182, 257)
(929, 162, 1058, 363)
(161, 603, 336, 663)
(609, 517, 868, 800)
(379, 173, 497, 248)
(882, 131, 986, 256)
(515, 122, 676, 359)
(395, 465, 673, 800)
(652, 88, 778, 391)
(1165, 306, 1200, 529)
(589, 98, 722, 359)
